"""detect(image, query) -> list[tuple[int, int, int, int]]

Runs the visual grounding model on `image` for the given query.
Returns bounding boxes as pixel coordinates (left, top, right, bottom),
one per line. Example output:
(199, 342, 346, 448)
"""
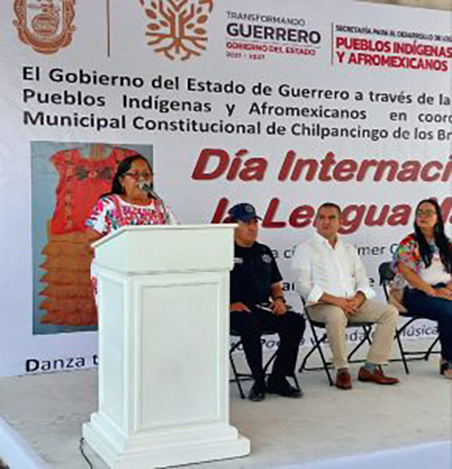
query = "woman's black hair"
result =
(105, 154, 153, 196)
(414, 198, 452, 273)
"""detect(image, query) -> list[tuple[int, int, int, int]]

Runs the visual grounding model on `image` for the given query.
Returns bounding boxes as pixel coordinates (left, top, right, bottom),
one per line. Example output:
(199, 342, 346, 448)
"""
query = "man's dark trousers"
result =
(231, 307, 305, 386)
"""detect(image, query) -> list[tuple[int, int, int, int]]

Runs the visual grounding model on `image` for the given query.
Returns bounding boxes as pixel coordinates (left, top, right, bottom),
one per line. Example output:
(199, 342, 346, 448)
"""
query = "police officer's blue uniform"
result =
(230, 241, 305, 393)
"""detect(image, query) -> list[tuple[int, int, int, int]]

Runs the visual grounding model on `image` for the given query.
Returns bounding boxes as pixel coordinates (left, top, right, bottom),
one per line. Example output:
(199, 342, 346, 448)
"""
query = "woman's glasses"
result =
(123, 171, 152, 180)
(416, 209, 436, 218)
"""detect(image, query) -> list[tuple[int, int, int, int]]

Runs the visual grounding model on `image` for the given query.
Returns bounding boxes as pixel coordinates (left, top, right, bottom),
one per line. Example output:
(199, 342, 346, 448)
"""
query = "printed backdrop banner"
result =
(0, 0, 450, 376)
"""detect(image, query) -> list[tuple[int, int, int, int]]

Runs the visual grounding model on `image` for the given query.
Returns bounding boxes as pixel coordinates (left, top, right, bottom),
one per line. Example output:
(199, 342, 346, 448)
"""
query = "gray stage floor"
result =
(0, 346, 450, 468)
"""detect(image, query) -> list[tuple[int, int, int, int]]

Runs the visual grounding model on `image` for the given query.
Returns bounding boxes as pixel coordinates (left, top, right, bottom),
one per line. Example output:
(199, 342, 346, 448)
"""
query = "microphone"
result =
(137, 181, 171, 223)
(138, 181, 157, 199)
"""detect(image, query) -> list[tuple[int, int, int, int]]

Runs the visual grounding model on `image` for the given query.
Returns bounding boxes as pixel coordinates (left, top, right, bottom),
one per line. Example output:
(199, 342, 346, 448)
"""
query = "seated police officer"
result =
(227, 203, 305, 402)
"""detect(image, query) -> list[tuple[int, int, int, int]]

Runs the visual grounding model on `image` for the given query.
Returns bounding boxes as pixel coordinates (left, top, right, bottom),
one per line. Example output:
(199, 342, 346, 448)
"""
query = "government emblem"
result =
(138, 0, 214, 61)
(13, 0, 76, 54)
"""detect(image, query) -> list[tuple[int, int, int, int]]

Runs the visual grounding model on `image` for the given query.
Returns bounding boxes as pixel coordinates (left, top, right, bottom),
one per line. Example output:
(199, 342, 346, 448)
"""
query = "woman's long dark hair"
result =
(104, 154, 153, 196)
(414, 198, 452, 273)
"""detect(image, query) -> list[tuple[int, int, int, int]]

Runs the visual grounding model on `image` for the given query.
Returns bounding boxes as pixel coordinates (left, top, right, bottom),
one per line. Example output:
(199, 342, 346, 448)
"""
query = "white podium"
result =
(83, 225, 250, 468)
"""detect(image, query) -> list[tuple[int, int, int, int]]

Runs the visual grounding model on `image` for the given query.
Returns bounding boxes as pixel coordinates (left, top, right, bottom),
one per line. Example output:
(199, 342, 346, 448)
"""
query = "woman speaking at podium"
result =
(86, 154, 176, 240)
(85, 154, 177, 299)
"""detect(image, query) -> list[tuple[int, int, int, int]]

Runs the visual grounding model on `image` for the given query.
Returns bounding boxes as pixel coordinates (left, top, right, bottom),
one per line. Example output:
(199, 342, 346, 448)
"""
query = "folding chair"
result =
(229, 328, 301, 399)
(298, 309, 373, 386)
(378, 261, 440, 375)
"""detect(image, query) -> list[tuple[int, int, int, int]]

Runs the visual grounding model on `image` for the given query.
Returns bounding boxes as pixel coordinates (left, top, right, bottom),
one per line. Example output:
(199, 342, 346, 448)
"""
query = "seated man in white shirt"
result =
(292, 202, 399, 390)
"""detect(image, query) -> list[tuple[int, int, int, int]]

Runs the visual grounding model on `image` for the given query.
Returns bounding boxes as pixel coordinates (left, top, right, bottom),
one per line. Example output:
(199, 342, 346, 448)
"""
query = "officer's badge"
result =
(261, 254, 271, 263)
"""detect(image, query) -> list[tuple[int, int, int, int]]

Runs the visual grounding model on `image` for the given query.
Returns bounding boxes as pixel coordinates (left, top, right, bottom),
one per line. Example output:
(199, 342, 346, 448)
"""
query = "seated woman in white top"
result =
(393, 198, 452, 379)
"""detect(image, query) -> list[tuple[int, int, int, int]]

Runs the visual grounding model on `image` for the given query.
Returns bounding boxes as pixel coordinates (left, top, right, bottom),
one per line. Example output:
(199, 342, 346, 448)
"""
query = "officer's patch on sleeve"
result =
(261, 254, 272, 263)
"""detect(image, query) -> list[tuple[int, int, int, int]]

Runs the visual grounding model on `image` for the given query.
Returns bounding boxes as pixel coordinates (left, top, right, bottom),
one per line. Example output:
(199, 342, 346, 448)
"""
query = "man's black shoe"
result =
(248, 382, 266, 402)
(266, 376, 303, 398)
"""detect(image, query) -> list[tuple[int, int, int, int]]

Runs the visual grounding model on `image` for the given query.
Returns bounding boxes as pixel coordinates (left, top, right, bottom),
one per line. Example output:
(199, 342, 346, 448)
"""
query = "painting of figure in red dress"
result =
(31, 141, 153, 334)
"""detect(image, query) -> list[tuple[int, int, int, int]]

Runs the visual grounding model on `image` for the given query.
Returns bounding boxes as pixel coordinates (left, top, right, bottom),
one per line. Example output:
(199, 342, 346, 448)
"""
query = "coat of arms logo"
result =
(138, 0, 214, 61)
(13, 0, 76, 54)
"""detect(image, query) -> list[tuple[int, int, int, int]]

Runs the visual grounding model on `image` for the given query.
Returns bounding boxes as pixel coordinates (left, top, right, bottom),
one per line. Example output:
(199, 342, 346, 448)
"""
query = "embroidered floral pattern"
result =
(393, 234, 422, 274)
(86, 194, 167, 236)
(393, 233, 452, 289)
(75, 166, 114, 181)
